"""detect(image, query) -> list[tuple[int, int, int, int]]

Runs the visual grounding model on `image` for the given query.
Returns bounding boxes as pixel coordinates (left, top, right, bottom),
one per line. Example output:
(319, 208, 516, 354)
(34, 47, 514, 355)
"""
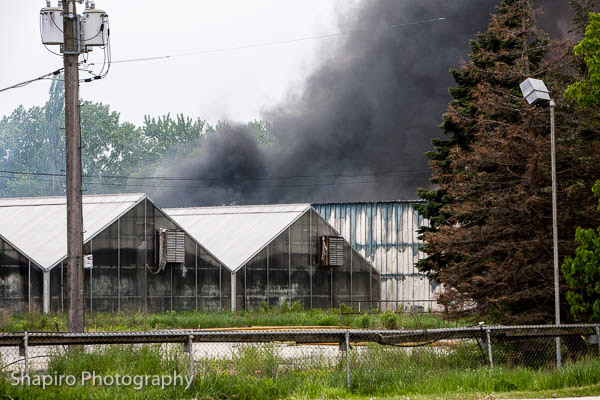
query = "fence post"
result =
(186, 335, 194, 380)
(596, 326, 600, 356)
(485, 328, 493, 369)
(345, 331, 350, 390)
(556, 336, 562, 371)
(23, 331, 29, 377)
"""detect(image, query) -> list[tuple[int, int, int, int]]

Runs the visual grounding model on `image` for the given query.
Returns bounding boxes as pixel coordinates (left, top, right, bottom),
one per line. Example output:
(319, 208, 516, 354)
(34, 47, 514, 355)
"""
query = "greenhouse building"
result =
(166, 204, 380, 311)
(0, 196, 380, 314)
(0, 194, 229, 314)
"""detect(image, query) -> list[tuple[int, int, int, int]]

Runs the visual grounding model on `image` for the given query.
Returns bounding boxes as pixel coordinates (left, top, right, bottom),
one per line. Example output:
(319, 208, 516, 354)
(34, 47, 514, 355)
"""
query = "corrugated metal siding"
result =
(313, 201, 440, 310)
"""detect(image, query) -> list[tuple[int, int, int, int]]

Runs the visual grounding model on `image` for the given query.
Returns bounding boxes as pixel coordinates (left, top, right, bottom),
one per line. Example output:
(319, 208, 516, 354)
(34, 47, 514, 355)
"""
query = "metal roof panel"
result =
(0, 194, 145, 270)
(165, 204, 311, 272)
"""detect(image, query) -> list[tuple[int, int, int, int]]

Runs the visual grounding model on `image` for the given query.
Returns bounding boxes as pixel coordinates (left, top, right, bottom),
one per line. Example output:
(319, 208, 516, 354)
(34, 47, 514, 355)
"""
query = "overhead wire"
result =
(0, 169, 432, 190)
(5, 14, 443, 92)
(0, 69, 64, 93)
(91, 16, 448, 66)
(0, 174, 427, 190)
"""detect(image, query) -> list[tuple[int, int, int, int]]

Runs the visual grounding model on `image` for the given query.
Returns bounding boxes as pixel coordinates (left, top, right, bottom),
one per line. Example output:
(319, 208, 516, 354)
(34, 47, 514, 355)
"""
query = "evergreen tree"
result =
(417, 0, 600, 323)
(416, 0, 542, 278)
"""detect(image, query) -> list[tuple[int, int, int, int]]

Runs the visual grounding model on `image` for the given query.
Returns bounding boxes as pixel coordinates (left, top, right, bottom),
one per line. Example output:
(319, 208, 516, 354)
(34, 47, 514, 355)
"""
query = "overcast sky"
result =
(0, 1, 356, 125)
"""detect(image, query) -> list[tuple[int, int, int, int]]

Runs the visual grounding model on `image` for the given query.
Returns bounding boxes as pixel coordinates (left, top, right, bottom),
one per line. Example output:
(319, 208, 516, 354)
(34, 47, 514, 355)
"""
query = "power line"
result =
(0, 173, 422, 190)
(0, 68, 63, 94)
(80, 175, 415, 190)
(0, 168, 431, 183)
(94, 17, 448, 66)
(2, 16, 445, 93)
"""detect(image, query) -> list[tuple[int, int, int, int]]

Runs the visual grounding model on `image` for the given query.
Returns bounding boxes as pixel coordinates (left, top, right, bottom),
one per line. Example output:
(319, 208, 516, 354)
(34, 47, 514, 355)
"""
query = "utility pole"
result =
(63, 0, 84, 333)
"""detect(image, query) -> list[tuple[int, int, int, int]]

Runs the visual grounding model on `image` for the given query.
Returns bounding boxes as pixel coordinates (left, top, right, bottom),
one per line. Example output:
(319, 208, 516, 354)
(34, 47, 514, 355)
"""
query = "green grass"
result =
(0, 307, 460, 332)
(1, 341, 600, 399)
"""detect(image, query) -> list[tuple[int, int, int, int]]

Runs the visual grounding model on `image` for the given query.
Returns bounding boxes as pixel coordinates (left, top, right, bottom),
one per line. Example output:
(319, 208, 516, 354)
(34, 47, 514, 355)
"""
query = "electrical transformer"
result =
(40, 2, 108, 50)
(40, 6, 64, 45)
(81, 7, 108, 47)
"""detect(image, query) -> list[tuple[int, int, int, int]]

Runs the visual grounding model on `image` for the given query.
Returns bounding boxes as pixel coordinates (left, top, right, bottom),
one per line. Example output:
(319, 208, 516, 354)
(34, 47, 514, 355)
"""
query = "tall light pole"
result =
(520, 78, 561, 370)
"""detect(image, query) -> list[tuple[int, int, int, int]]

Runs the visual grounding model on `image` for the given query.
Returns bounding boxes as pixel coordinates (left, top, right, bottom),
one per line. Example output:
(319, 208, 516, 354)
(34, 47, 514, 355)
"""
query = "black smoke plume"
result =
(151, 0, 584, 207)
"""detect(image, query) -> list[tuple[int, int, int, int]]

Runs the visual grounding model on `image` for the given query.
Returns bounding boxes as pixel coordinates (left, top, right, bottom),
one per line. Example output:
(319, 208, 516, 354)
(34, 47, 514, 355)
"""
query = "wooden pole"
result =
(63, 0, 84, 333)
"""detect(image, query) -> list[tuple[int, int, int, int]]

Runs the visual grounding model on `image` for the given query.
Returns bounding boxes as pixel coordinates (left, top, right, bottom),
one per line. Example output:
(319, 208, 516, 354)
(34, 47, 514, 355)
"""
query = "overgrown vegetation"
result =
(0, 305, 458, 333)
(1, 342, 600, 399)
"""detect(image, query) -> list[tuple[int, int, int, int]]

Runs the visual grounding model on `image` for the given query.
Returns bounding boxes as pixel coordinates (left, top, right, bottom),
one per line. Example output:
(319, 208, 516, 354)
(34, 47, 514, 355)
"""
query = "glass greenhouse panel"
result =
(197, 245, 221, 311)
(118, 202, 146, 312)
(0, 237, 42, 312)
(267, 230, 289, 306)
(245, 248, 268, 309)
(290, 212, 311, 308)
(90, 220, 119, 312)
(171, 236, 195, 311)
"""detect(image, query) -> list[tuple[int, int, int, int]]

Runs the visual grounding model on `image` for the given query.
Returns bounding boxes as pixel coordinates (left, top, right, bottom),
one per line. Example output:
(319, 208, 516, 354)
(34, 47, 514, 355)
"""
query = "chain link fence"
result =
(1, 325, 599, 395)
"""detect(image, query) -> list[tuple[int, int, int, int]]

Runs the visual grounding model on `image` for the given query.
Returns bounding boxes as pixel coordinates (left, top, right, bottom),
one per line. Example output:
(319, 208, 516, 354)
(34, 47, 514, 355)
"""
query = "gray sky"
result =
(0, 1, 354, 125)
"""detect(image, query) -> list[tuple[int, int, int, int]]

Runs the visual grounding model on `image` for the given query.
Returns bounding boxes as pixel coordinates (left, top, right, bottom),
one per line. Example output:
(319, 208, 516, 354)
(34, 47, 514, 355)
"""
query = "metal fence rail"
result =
(3, 324, 600, 391)
(339, 299, 439, 314)
(1, 324, 598, 346)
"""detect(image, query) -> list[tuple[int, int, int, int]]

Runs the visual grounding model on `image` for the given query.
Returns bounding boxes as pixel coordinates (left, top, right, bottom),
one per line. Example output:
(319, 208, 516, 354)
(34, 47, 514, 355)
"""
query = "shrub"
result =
(381, 311, 399, 330)
(357, 314, 371, 329)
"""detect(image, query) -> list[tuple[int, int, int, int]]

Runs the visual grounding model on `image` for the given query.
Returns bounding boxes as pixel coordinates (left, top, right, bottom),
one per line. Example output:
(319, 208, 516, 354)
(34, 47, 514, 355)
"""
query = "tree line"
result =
(0, 79, 269, 197)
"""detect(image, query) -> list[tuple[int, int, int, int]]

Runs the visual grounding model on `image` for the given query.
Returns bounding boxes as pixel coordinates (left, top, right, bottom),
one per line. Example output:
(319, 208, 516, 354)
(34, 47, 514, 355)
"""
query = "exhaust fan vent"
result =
(158, 229, 185, 268)
(320, 235, 344, 266)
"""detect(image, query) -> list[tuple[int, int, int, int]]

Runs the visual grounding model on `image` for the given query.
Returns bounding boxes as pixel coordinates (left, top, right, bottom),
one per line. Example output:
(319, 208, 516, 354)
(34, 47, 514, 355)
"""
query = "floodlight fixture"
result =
(520, 78, 551, 105)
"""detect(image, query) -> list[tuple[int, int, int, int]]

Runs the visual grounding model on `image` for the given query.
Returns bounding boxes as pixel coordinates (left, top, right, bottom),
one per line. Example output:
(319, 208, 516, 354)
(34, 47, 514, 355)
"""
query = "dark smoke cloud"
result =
(152, 0, 582, 207)
(537, 0, 599, 38)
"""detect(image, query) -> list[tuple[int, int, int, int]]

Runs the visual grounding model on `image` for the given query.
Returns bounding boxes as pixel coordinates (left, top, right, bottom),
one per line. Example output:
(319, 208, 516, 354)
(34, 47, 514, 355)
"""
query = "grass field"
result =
(0, 305, 460, 332)
(1, 342, 599, 399)
(3, 306, 596, 399)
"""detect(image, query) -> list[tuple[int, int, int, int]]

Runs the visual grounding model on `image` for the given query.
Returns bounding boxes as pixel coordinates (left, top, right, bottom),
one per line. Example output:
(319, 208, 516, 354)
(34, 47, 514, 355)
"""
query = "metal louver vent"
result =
(158, 229, 185, 267)
(320, 235, 344, 266)
(166, 230, 186, 263)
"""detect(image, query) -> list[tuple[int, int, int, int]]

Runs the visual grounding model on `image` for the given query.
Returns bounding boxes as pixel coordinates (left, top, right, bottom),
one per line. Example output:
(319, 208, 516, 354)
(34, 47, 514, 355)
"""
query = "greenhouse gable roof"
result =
(165, 204, 311, 272)
(0, 193, 146, 271)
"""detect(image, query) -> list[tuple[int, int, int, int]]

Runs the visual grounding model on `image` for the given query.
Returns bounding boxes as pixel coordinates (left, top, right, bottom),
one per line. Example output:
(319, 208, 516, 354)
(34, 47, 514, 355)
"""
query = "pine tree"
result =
(417, 0, 600, 324)
(417, 0, 541, 277)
